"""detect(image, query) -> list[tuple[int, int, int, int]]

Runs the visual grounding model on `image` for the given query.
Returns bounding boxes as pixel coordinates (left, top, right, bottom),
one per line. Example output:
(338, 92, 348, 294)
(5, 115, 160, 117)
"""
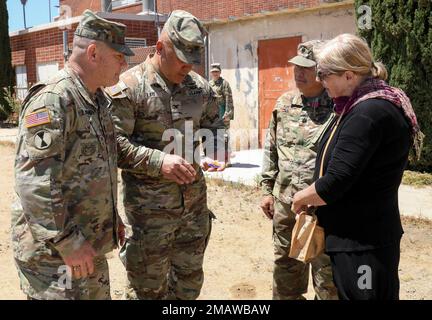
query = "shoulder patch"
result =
(33, 130, 53, 150)
(25, 108, 51, 128)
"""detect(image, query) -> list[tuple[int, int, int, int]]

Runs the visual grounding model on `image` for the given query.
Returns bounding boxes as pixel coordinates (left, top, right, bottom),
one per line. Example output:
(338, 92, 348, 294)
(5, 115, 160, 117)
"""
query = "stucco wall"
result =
(207, 6, 357, 148)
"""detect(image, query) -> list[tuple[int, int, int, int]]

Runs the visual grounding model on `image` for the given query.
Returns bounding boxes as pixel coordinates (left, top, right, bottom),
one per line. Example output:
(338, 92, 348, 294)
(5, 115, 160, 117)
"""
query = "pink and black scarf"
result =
(333, 77, 424, 160)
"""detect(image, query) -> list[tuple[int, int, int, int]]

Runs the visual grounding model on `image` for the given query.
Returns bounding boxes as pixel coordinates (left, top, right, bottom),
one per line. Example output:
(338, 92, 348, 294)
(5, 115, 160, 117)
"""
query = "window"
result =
(36, 62, 59, 83)
(15, 65, 28, 101)
(111, 0, 141, 8)
(125, 37, 147, 48)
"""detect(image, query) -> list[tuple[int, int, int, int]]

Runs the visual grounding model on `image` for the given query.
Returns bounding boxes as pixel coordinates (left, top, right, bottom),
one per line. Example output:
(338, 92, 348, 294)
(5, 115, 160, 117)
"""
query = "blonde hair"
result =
(317, 33, 387, 81)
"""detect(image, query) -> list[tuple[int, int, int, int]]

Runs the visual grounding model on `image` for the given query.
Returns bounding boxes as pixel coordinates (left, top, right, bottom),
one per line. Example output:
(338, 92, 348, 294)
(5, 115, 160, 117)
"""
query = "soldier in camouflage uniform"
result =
(209, 63, 234, 165)
(260, 40, 338, 300)
(12, 10, 134, 300)
(106, 10, 222, 300)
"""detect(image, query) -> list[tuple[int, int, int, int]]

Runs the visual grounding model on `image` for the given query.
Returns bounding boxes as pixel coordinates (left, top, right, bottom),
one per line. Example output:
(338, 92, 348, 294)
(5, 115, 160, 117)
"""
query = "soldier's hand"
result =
(62, 241, 97, 280)
(260, 195, 275, 219)
(161, 154, 196, 185)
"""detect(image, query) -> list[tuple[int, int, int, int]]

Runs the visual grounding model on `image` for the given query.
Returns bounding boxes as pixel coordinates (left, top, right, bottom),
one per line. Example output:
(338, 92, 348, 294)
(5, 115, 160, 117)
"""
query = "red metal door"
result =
(258, 36, 302, 146)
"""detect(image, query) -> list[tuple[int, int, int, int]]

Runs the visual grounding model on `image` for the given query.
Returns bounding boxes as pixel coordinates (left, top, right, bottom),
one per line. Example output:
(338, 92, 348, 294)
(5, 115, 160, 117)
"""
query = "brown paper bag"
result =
(289, 212, 325, 263)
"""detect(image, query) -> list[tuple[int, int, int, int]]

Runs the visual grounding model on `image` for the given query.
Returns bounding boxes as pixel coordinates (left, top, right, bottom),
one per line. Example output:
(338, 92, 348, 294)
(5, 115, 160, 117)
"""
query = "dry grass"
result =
(0, 141, 15, 149)
(401, 215, 432, 228)
(402, 170, 432, 188)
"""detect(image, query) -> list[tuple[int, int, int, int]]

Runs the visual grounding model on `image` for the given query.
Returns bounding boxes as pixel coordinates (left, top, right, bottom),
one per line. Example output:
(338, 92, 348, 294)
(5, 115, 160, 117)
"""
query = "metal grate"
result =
(126, 45, 156, 69)
(125, 37, 147, 48)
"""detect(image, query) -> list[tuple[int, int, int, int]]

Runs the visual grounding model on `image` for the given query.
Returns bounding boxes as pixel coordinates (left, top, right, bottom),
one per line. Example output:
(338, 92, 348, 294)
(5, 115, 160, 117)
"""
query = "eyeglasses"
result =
(316, 69, 345, 81)
(316, 69, 334, 81)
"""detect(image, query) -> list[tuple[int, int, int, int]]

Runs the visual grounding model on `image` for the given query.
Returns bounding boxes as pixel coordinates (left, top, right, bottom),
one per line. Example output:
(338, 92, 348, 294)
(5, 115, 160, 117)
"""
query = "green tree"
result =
(0, 0, 14, 122)
(355, 0, 432, 172)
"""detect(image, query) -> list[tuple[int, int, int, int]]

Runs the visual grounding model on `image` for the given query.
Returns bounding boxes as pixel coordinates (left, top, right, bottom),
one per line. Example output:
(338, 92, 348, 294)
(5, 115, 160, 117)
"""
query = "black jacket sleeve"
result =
(315, 104, 384, 204)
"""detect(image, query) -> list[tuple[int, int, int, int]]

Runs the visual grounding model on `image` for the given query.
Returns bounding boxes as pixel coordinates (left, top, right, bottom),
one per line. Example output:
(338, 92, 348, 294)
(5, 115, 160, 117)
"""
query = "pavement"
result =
(0, 128, 17, 143)
(204, 149, 263, 187)
(204, 149, 432, 220)
(1, 127, 431, 220)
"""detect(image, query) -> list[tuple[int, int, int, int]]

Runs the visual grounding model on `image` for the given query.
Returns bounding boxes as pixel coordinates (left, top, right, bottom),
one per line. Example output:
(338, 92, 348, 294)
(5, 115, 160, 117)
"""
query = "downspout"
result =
(154, 0, 161, 38)
(63, 31, 69, 62)
(205, 34, 209, 80)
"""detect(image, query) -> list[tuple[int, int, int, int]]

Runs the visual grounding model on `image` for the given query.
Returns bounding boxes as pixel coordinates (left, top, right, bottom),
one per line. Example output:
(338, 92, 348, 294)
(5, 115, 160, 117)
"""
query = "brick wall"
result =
(11, 19, 158, 85)
(59, 0, 328, 19)
(10, 27, 72, 85)
(157, 0, 323, 20)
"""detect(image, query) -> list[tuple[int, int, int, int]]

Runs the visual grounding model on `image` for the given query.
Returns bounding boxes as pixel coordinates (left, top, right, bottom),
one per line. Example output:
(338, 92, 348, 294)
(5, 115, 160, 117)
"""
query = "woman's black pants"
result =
(328, 241, 401, 300)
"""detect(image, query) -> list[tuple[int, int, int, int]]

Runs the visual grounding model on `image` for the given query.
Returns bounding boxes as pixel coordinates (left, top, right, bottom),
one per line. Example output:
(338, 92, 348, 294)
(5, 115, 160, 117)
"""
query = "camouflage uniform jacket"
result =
(209, 77, 234, 128)
(13, 66, 120, 263)
(105, 56, 219, 196)
(260, 90, 334, 204)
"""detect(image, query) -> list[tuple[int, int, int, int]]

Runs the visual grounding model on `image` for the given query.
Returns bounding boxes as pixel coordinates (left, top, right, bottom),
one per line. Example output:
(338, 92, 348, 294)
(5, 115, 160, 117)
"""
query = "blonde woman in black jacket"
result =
(291, 34, 424, 300)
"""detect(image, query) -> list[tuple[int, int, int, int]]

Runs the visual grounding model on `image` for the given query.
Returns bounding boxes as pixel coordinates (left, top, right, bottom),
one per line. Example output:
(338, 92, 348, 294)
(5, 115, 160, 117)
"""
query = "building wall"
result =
(59, 0, 347, 19)
(59, 0, 102, 17)
(207, 5, 357, 147)
(10, 19, 159, 86)
(113, 3, 143, 14)
(59, 0, 145, 16)
(157, 0, 325, 20)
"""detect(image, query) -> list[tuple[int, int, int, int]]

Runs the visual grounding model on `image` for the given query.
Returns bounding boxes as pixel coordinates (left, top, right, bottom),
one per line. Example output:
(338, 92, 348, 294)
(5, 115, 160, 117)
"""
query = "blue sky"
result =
(7, 0, 60, 32)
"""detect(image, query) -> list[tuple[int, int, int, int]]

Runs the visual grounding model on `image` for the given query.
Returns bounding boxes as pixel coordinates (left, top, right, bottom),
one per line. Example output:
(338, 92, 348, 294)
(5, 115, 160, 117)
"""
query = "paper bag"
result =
(289, 212, 325, 263)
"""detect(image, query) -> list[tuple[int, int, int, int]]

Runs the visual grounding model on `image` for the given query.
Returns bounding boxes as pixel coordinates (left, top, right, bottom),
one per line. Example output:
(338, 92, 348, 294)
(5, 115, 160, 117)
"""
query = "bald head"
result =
(71, 35, 103, 58)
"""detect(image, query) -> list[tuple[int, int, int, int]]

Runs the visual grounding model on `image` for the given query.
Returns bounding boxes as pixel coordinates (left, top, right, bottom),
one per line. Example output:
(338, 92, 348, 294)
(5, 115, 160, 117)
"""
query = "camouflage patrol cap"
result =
(210, 63, 221, 72)
(75, 10, 134, 56)
(288, 40, 325, 68)
(164, 10, 206, 65)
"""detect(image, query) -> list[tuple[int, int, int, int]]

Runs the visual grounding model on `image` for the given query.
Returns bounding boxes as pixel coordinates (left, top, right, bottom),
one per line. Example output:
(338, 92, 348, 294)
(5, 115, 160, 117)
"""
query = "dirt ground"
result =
(0, 143, 431, 300)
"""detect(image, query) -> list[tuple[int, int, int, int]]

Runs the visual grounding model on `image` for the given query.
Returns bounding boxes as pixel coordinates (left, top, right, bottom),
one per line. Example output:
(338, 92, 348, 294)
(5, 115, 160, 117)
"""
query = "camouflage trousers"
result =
(119, 175, 213, 300)
(202, 128, 230, 163)
(273, 198, 338, 300)
(15, 256, 110, 300)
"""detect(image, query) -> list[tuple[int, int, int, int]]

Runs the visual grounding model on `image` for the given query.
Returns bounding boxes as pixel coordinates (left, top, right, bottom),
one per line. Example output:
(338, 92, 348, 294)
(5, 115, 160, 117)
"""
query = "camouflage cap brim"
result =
(110, 42, 135, 57)
(288, 55, 317, 68)
(173, 45, 202, 65)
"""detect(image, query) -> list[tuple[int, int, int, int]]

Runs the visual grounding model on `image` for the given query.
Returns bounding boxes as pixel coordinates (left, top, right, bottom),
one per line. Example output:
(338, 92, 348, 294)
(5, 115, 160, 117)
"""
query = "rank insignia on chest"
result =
(81, 142, 97, 156)
(145, 92, 156, 98)
(187, 89, 203, 96)
(171, 100, 182, 109)
(25, 109, 51, 128)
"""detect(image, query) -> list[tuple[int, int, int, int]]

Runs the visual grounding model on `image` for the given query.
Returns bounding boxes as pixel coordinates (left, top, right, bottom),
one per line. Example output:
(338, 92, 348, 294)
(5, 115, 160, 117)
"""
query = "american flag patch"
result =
(25, 109, 51, 128)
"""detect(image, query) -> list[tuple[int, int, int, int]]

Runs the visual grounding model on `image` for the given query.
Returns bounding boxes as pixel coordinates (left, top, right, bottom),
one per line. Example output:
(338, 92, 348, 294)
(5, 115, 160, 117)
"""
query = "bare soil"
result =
(0, 144, 431, 300)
